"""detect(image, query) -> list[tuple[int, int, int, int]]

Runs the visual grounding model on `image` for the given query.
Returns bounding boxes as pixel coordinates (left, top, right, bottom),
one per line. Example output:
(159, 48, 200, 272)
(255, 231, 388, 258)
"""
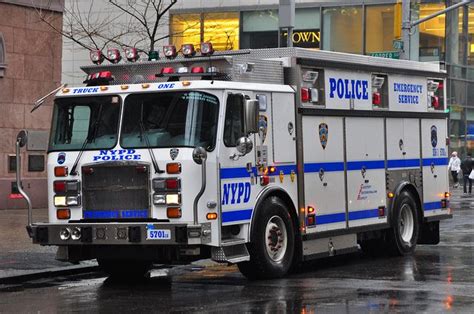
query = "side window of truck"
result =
(224, 94, 245, 147)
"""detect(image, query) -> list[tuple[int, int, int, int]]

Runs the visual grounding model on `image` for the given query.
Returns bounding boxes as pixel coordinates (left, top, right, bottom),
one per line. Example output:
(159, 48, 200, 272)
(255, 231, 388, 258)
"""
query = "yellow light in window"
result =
(470, 44, 474, 53)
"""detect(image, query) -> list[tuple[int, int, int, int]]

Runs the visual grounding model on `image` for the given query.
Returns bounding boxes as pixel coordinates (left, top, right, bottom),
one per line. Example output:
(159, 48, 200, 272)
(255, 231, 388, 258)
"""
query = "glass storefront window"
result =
(203, 12, 239, 50)
(170, 14, 201, 49)
(365, 5, 396, 54)
(322, 6, 363, 54)
(416, 3, 446, 62)
(241, 8, 320, 49)
(170, 13, 239, 51)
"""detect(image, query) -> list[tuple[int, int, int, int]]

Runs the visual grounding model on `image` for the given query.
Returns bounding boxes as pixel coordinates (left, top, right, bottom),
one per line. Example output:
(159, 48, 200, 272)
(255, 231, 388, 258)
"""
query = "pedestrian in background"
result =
(461, 152, 473, 194)
(448, 151, 461, 188)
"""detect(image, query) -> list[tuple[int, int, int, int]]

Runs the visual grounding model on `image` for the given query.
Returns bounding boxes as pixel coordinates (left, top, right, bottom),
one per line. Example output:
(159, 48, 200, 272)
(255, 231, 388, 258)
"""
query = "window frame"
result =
(223, 93, 246, 147)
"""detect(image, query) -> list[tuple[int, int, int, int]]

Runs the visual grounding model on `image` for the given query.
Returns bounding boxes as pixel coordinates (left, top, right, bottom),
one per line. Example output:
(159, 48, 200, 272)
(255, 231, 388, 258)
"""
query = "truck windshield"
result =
(49, 96, 120, 151)
(121, 91, 219, 150)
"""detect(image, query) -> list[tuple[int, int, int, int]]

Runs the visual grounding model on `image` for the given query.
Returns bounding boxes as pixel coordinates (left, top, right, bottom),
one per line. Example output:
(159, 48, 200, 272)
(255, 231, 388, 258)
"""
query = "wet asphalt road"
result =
(0, 194, 473, 313)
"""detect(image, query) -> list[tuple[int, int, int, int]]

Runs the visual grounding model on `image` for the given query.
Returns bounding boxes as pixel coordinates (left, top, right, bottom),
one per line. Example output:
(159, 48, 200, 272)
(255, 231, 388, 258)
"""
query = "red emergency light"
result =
(181, 44, 196, 57)
(90, 50, 105, 65)
(163, 45, 177, 59)
(124, 47, 139, 62)
(107, 48, 122, 64)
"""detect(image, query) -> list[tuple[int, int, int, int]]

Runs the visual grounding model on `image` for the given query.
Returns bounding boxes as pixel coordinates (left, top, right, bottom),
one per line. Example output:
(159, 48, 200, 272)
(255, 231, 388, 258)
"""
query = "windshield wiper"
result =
(139, 103, 164, 174)
(70, 104, 103, 175)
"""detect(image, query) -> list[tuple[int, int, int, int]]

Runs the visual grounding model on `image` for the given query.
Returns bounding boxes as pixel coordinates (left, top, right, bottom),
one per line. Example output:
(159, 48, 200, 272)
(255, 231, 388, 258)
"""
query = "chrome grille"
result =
(81, 162, 150, 219)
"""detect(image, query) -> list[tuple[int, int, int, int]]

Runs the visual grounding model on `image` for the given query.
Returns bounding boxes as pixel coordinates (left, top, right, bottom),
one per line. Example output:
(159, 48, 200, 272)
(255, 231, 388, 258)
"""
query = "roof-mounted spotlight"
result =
(90, 50, 105, 65)
(107, 48, 122, 64)
(124, 47, 139, 62)
(181, 44, 196, 58)
(200, 42, 214, 56)
(163, 45, 177, 59)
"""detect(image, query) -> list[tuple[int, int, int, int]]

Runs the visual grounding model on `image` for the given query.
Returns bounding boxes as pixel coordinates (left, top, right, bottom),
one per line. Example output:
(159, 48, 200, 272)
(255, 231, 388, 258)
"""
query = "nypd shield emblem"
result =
(431, 125, 438, 148)
(170, 148, 179, 160)
(319, 123, 329, 149)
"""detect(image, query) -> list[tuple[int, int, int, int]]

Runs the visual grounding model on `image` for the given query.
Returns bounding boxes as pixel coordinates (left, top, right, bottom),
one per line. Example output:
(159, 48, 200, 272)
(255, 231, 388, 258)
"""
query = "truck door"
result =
(219, 92, 257, 234)
(346, 117, 387, 227)
(421, 119, 449, 217)
(302, 116, 346, 232)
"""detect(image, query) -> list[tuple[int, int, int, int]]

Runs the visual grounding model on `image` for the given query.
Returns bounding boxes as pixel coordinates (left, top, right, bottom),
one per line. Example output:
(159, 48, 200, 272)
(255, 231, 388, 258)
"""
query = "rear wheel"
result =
(98, 259, 152, 278)
(387, 191, 420, 256)
(238, 197, 295, 280)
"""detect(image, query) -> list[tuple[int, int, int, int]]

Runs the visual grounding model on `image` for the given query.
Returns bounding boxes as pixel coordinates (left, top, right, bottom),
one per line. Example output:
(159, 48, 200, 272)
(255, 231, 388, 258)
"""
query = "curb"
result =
(0, 265, 100, 284)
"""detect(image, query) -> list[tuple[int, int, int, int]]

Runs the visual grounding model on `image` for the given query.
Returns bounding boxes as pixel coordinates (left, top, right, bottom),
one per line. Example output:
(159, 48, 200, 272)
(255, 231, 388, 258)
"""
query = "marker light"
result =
(166, 178, 181, 190)
(107, 48, 122, 64)
(54, 166, 68, 177)
(445, 192, 450, 198)
(166, 163, 181, 174)
(260, 175, 270, 186)
(200, 42, 214, 56)
(387, 192, 395, 198)
(372, 92, 381, 106)
(181, 44, 196, 57)
(66, 195, 80, 206)
(90, 50, 104, 65)
(163, 45, 177, 59)
(167, 207, 182, 218)
(124, 47, 139, 62)
(207, 213, 218, 220)
(378, 206, 385, 217)
(269, 166, 277, 174)
(166, 193, 181, 205)
(57, 208, 70, 220)
(161, 67, 175, 74)
(307, 215, 316, 226)
(191, 66, 205, 73)
(153, 194, 166, 205)
(54, 181, 66, 193)
(307, 206, 315, 213)
(54, 196, 67, 207)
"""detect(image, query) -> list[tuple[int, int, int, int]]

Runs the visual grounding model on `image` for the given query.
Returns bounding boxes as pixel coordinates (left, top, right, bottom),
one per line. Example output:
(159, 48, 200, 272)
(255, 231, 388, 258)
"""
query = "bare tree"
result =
(35, 0, 181, 57)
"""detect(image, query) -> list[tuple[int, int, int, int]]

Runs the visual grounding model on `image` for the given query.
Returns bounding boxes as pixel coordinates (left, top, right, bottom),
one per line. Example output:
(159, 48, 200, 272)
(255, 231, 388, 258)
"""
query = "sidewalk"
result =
(0, 208, 95, 280)
(0, 188, 468, 280)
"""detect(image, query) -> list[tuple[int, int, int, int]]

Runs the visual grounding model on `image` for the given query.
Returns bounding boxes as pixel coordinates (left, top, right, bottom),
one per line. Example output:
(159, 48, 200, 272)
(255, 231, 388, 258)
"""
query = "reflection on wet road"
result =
(1, 204, 473, 312)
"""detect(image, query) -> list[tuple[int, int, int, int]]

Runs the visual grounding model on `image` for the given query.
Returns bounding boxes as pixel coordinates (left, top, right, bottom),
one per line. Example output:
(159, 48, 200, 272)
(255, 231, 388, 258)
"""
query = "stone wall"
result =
(0, 2, 63, 209)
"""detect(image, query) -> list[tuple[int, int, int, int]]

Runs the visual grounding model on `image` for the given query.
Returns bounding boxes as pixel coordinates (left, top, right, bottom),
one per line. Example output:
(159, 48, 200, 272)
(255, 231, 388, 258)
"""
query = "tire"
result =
(98, 259, 152, 278)
(387, 191, 420, 256)
(238, 196, 295, 280)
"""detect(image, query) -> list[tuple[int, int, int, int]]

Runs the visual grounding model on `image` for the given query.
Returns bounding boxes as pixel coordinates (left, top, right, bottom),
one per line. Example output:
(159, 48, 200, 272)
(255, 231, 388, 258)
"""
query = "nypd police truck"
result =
(17, 44, 451, 279)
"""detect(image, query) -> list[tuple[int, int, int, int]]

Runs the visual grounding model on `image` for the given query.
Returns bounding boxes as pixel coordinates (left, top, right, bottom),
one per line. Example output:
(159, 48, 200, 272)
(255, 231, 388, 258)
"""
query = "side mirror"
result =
(16, 130, 28, 148)
(192, 146, 207, 165)
(237, 137, 253, 154)
(243, 99, 259, 134)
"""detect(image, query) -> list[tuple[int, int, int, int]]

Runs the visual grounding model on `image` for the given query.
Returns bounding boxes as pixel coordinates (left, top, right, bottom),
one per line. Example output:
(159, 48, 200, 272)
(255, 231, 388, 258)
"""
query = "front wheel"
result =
(387, 191, 420, 256)
(238, 197, 295, 280)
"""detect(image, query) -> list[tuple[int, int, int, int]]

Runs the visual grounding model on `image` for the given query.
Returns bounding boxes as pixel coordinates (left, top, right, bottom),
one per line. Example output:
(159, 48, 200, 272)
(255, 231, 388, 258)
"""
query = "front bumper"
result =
(29, 222, 211, 246)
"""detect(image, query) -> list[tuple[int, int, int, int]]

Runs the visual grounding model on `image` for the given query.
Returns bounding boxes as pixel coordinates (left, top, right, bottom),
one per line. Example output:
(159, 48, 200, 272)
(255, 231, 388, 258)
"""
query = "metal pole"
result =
(400, 0, 411, 60)
(287, 27, 293, 48)
(16, 138, 32, 227)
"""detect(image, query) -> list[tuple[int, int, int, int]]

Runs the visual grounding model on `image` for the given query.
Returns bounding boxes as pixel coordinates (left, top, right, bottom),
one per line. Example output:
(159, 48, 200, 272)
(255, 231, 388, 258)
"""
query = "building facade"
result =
(169, 0, 474, 155)
(0, 0, 63, 209)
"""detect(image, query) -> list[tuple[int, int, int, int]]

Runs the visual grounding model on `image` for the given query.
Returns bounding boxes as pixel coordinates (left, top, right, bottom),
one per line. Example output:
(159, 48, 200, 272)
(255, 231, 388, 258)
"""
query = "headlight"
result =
(59, 228, 71, 241)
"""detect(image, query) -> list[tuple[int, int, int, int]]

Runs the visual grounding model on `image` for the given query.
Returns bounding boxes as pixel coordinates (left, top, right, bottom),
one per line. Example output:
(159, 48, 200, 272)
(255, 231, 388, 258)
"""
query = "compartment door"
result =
(346, 117, 387, 227)
(421, 119, 449, 217)
(302, 116, 346, 232)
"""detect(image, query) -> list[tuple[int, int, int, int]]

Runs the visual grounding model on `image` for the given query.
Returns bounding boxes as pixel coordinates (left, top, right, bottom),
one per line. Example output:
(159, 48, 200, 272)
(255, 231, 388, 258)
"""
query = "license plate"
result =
(146, 229, 171, 240)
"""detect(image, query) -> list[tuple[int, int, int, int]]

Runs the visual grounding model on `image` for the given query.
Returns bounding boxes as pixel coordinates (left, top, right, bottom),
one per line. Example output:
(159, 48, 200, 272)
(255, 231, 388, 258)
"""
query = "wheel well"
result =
(394, 184, 423, 226)
(252, 188, 300, 240)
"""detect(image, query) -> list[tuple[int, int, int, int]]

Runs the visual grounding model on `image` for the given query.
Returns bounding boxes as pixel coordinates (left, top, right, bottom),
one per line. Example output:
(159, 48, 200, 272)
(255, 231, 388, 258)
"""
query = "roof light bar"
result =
(181, 44, 196, 57)
(163, 45, 177, 59)
(200, 42, 214, 56)
(90, 50, 105, 65)
(107, 48, 122, 64)
(124, 47, 139, 62)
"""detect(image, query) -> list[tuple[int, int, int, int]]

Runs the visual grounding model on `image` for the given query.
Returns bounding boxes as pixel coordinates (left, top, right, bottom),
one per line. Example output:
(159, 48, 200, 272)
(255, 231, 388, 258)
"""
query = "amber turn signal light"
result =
(57, 208, 71, 220)
(206, 213, 217, 220)
(167, 207, 181, 218)
(54, 166, 68, 177)
(166, 162, 181, 174)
